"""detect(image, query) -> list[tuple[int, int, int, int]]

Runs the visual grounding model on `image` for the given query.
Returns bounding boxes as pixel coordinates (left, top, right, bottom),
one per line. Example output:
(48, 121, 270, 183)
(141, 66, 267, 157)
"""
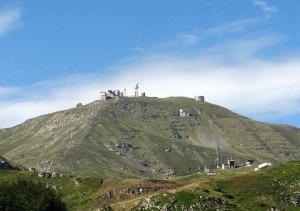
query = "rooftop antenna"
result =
(134, 83, 139, 97)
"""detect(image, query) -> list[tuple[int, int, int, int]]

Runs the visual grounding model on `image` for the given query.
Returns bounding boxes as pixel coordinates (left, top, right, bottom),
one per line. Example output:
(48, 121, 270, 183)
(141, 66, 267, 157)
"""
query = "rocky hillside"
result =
(0, 97, 299, 178)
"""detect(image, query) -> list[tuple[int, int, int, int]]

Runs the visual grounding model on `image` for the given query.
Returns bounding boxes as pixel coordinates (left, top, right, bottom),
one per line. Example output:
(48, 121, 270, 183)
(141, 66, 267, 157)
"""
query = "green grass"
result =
(0, 170, 101, 210)
(132, 160, 300, 210)
(1, 160, 299, 210)
(212, 161, 300, 209)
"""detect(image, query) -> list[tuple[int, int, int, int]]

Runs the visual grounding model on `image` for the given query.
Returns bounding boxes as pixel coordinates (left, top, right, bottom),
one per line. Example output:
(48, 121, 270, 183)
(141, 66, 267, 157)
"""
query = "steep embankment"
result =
(0, 97, 299, 178)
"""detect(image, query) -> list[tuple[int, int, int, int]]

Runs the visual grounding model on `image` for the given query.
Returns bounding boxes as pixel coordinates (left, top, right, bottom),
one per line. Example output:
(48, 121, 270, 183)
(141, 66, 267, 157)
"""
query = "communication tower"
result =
(215, 136, 222, 168)
(209, 124, 223, 169)
(134, 83, 139, 97)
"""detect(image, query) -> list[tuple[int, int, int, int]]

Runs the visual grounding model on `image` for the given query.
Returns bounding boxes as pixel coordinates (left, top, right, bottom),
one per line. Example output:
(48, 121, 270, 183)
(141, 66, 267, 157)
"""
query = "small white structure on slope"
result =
(179, 109, 190, 117)
(255, 163, 272, 171)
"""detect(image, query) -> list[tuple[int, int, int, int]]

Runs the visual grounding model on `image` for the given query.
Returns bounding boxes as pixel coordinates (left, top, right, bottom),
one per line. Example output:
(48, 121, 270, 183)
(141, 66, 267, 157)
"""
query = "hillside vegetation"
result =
(129, 160, 300, 210)
(0, 160, 299, 210)
(0, 97, 299, 178)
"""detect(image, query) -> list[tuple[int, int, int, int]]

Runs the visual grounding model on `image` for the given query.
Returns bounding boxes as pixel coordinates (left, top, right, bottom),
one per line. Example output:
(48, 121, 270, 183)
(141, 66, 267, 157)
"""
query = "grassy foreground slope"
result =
(130, 160, 300, 210)
(0, 97, 299, 178)
(0, 169, 179, 210)
(0, 160, 299, 210)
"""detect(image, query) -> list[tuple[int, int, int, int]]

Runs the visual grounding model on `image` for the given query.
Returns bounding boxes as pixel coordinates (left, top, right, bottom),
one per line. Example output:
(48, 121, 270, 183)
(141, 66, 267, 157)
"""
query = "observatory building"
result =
(100, 84, 146, 100)
(100, 90, 123, 100)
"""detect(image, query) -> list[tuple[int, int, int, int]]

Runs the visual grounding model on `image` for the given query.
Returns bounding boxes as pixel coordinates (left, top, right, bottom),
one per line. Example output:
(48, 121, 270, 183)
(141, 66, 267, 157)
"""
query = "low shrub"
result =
(0, 178, 66, 211)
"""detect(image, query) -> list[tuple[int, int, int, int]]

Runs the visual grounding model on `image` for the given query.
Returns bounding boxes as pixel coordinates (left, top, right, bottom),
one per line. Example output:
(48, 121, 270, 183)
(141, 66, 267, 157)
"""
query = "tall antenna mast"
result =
(209, 123, 222, 169)
(215, 136, 222, 168)
(134, 83, 139, 97)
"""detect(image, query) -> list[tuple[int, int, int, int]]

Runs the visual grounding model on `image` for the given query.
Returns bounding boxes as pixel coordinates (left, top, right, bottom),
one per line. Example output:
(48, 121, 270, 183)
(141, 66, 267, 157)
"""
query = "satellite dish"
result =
(134, 83, 139, 90)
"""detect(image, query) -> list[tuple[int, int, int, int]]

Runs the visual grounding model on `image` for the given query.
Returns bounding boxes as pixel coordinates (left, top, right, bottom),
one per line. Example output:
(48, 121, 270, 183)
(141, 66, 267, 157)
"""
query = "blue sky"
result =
(1, 0, 300, 128)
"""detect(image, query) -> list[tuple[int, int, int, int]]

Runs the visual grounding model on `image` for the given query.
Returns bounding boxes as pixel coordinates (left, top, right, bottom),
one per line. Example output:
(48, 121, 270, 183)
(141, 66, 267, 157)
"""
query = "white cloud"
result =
(177, 34, 199, 44)
(205, 18, 261, 35)
(1, 10, 300, 128)
(0, 6, 22, 37)
(0, 87, 19, 99)
(0, 76, 104, 128)
(252, 0, 277, 18)
(144, 18, 264, 55)
(3, 33, 300, 129)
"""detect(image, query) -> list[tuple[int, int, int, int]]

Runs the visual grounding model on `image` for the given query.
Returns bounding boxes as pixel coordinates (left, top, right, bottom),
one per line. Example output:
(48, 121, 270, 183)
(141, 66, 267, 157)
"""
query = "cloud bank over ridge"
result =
(1, 31, 300, 128)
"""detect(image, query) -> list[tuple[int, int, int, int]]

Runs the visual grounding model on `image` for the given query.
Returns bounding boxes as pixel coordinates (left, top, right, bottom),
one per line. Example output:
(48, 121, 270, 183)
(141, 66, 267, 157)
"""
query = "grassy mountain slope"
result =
(0, 97, 299, 178)
(129, 160, 300, 210)
(0, 169, 180, 210)
(1, 160, 299, 210)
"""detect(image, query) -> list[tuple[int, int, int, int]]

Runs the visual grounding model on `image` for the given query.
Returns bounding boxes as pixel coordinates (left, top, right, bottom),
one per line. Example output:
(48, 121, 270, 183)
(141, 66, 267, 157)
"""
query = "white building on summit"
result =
(100, 84, 146, 100)
(100, 90, 124, 100)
